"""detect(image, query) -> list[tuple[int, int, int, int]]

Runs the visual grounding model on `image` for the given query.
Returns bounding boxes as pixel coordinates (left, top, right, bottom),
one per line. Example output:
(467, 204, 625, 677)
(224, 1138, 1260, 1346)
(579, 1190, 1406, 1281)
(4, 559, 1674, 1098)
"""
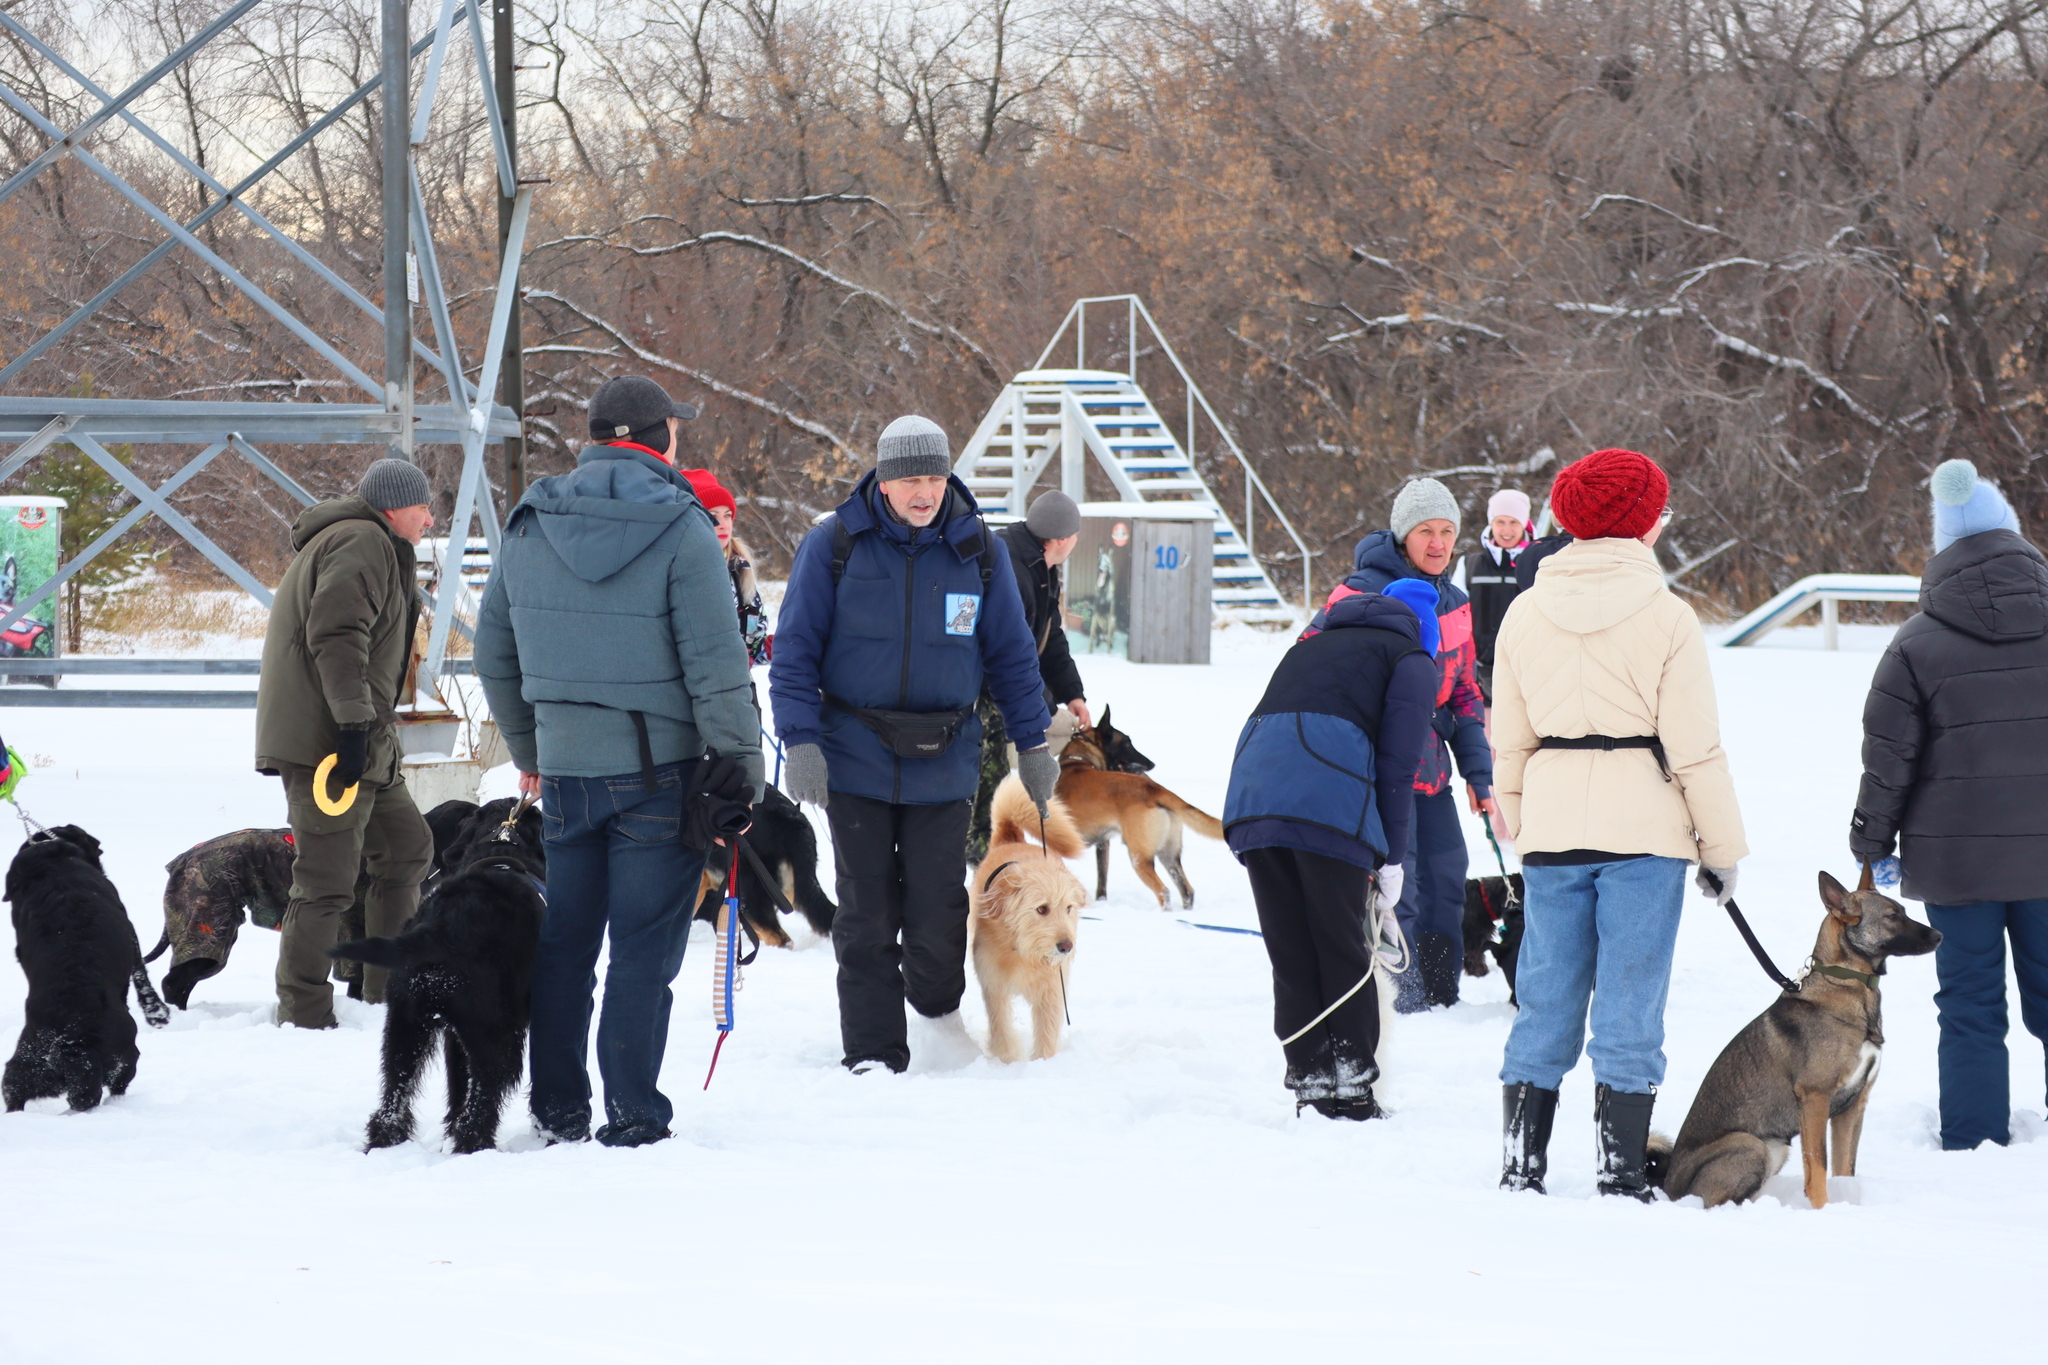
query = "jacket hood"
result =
(835, 470, 988, 558)
(290, 495, 396, 552)
(1920, 528, 2048, 642)
(1353, 528, 1431, 582)
(514, 445, 702, 583)
(1524, 537, 1667, 635)
(1321, 589, 1427, 646)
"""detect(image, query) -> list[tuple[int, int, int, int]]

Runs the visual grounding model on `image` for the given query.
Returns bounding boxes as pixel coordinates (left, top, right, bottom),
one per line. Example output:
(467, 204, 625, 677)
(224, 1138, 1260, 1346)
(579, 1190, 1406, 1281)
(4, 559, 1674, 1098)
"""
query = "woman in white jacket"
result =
(1490, 449, 1747, 1200)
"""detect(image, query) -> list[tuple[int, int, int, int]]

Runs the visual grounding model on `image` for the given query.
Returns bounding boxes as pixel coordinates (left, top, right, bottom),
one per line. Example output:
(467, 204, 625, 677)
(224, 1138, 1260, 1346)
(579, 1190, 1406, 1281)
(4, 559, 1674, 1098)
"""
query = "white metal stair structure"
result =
(954, 298, 1312, 616)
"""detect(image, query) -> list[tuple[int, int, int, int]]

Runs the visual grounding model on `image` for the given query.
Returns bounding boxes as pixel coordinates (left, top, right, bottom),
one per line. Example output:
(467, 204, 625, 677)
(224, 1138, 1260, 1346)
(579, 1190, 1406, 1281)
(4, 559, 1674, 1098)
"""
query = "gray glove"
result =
(1016, 745, 1059, 817)
(1696, 864, 1738, 905)
(783, 742, 829, 809)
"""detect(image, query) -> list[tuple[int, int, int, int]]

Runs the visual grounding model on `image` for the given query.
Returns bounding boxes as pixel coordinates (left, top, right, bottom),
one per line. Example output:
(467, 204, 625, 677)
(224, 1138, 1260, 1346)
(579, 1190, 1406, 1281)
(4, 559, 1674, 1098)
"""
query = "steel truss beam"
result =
(0, 1, 531, 705)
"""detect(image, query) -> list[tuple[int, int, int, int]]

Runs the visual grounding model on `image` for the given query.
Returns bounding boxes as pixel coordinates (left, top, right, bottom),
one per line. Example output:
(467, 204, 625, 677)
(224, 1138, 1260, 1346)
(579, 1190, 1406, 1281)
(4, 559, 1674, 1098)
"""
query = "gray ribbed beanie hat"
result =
(359, 458, 431, 511)
(1025, 490, 1081, 540)
(875, 415, 951, 481)
(1389, 477, 1460, 542)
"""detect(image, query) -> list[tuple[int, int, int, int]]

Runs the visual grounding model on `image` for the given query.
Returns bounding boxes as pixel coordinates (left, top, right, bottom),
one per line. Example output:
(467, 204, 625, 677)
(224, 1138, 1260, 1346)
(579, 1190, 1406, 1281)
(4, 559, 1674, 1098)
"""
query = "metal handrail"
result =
(1034, 294, 1319, 610)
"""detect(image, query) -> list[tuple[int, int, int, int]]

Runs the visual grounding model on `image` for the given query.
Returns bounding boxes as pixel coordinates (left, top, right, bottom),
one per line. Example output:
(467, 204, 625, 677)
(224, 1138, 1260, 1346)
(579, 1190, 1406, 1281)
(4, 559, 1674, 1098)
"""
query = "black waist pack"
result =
(826, 694, 973, 759)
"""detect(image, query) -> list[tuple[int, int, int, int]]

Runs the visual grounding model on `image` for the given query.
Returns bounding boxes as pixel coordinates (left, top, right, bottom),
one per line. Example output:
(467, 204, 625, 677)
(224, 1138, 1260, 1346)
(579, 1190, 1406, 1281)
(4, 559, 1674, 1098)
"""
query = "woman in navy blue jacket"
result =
(1224, 581, 1440, 1118)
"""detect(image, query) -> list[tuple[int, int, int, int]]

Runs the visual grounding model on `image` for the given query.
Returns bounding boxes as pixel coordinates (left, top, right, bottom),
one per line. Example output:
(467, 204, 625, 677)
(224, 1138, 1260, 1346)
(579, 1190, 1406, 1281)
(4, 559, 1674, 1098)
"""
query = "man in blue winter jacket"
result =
(771, 416, 1055, 1074)
(475, 375, 762, 1147)
(1305, 478, 1495, 1011)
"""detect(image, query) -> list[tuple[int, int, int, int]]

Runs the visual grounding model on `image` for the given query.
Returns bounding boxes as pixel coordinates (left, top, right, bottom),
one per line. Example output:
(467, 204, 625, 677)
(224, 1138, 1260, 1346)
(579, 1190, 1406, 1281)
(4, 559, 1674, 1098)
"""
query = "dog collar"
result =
(1810, 962, 1882, 989)
(981, 860, 1018, 894)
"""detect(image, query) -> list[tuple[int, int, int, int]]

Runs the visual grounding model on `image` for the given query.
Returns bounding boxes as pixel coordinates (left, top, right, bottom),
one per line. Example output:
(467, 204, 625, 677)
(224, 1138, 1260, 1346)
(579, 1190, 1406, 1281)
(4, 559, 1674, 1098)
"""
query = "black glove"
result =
(684, 754, 753, 852)
(331, 728, 370, 790)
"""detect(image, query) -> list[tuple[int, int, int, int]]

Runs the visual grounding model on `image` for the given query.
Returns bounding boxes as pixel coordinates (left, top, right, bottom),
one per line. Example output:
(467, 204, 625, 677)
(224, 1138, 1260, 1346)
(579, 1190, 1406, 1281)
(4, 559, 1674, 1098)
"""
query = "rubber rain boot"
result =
(1595, 1083, 1658, 1202)
(1500, 1082, 1558, 1193)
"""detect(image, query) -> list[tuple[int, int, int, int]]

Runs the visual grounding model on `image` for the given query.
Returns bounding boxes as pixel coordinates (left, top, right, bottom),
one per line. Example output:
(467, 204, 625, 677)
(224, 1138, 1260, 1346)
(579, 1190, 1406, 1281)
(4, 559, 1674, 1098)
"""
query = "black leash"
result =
(1706, 864, 1882, 995)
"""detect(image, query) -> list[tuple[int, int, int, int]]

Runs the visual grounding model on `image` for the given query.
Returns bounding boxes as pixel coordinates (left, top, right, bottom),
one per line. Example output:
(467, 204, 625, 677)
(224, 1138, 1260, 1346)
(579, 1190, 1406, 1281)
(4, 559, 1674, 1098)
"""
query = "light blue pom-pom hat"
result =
(1931, 459, 2020, 553)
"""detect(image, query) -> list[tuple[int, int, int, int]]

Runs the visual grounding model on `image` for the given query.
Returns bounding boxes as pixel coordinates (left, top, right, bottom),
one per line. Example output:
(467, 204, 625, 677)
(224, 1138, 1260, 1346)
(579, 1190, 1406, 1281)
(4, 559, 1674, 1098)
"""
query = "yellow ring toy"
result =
(313, 753, 360, 817)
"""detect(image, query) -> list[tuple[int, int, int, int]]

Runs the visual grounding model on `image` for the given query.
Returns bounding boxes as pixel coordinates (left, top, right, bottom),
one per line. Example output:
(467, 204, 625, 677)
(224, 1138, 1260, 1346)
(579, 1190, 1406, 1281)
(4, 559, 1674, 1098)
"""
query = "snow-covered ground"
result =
(2, 620, 2043, 1364)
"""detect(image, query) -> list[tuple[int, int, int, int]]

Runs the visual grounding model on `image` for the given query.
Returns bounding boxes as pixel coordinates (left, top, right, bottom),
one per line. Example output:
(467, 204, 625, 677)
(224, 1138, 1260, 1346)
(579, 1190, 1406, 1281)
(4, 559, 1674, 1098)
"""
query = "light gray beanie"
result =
(1389, 477, 1460, 542)
(358, 458, 431, 511)
(875, 415, 952, 481)
(1025, 490, 1082, 540)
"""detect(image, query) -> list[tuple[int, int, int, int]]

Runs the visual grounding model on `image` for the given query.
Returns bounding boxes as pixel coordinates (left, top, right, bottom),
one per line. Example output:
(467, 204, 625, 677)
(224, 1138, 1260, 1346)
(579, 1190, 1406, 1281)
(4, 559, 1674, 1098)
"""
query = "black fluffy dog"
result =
(692, 783, 837, 947)
(5, 825, 169, 1112)
(1462, 873, 1525, 1004)
(330, 801, 544, 1153)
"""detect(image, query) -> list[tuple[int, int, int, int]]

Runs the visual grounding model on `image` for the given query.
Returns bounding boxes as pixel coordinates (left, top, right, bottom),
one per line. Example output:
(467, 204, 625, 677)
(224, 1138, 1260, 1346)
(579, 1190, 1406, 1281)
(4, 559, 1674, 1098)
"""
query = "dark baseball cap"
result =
(588, 374, 699, 441)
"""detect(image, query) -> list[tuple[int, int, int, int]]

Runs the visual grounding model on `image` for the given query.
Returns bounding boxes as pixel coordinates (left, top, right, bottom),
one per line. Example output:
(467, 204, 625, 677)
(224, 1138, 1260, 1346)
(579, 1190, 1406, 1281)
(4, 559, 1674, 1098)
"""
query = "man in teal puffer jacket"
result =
(474, 374, 762, 1148)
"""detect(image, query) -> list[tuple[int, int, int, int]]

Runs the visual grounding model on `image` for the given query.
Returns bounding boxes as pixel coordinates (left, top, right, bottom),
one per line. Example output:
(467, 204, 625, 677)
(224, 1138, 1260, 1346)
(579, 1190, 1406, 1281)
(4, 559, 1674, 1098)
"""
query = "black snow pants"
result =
(826, 792, 973, 1073)
(1243, 846, 1381, 1100)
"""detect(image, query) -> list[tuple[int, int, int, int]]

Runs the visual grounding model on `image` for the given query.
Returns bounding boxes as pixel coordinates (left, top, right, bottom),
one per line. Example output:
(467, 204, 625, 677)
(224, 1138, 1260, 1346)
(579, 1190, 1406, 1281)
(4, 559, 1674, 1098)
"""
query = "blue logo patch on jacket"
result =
(944, 593, 981, 636)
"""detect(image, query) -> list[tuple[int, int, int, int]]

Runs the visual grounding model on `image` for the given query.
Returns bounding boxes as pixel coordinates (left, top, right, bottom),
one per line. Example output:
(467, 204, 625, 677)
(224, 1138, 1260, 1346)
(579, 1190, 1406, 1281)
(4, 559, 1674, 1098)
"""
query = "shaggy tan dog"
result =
(970, 775, 1088, 1062)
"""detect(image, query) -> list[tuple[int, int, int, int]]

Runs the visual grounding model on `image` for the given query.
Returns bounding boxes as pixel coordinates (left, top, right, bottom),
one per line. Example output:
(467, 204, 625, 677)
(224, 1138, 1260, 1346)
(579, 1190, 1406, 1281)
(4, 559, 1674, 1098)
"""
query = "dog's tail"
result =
(1159, 791, 1224, 842)
(329, 928, 440, 970)
(1646, 1132, 1674, 1191)
(991, 774, 1085, 859)
(142, 931, 169, 964)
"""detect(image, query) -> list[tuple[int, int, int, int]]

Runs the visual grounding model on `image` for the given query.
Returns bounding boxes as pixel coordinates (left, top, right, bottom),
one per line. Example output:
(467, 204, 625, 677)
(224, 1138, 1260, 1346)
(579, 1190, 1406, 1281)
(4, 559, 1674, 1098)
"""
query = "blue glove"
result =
(1870, 855, 1901, 890)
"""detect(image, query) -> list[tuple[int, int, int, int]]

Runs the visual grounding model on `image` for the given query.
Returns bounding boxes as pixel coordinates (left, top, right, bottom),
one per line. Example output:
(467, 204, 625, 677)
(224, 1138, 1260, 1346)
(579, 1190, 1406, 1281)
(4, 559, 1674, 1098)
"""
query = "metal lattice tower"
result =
(0, 0, 534, 692)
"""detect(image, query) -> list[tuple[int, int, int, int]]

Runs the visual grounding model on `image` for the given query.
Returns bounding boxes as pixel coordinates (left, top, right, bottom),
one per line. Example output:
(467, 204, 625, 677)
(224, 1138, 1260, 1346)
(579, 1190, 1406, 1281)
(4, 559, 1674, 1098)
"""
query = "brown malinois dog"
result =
(1657, 869, 1940, 1209)
(1053, 711, 1224, 909)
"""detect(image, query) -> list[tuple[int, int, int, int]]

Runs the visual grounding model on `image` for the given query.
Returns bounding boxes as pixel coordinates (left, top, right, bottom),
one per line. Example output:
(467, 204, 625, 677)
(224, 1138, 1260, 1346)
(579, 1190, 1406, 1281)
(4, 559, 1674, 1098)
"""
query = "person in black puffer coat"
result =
(1849, 458, 2048, 1151)
(1225, 581, 1439, 1120)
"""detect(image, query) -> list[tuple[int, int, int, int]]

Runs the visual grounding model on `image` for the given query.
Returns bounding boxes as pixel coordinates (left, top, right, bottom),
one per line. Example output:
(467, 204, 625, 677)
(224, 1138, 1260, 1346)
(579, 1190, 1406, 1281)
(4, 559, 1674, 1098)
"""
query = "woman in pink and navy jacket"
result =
(1304, 477, 1493, 1011)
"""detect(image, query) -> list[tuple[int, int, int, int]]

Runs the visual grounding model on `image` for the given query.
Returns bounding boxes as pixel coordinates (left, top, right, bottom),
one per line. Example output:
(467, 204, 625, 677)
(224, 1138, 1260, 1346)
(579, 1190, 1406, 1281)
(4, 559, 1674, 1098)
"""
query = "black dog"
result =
(693, 784, 836, 947)
(1462, 874, 1525, 1003)
(5, 825, 169, 1112)
(421, 799, 485, 884)
(330, 804, 545, 1154)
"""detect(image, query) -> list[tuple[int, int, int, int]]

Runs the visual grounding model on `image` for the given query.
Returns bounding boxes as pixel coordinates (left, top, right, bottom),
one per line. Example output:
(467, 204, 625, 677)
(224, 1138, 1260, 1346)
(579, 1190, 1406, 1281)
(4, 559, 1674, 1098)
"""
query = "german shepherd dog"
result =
(1053, 708, 1225, 909)
(1462, 873, 1525, 1001)
(693, 783, 838, 948)
(971, 776, 1089, 1061)
(4, 825, 169, 1112)
(1657, 870, 1941, 1209)
(330, 803, 546, 1154)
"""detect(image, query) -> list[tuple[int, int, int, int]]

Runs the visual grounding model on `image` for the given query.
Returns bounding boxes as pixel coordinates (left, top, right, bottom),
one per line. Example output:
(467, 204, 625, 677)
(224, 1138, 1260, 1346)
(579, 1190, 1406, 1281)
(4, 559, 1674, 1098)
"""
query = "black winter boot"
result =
(1301, 1089, 1385, 1121)
(1500, 1082, 1558, 1192)
(1418, 932, 1461, 1007)
(1595, 1084, 1658, 1202)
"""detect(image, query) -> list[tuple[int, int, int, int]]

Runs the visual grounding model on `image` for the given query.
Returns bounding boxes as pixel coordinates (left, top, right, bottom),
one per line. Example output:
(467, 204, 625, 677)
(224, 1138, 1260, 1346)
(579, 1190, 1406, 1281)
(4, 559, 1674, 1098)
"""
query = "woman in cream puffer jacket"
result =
(1490, 448, 1747, 1201)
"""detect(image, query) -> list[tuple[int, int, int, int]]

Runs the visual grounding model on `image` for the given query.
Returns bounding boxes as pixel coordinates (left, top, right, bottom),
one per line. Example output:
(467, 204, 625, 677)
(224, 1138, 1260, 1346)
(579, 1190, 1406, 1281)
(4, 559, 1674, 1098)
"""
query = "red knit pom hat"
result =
(1549, 448, 1668, 541)
(681, 468, 737, 517)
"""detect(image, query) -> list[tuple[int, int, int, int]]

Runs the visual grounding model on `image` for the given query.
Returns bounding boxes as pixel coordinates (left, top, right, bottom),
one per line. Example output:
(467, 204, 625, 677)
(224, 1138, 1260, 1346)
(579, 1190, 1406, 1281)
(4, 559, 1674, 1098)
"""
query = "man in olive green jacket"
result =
(255, 460, 436, 1028)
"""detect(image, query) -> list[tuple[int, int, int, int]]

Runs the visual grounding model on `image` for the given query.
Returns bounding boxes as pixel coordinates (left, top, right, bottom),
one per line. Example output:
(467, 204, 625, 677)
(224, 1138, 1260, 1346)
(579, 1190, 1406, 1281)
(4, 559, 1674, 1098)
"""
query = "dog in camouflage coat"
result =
(143, 829, 300, 1009)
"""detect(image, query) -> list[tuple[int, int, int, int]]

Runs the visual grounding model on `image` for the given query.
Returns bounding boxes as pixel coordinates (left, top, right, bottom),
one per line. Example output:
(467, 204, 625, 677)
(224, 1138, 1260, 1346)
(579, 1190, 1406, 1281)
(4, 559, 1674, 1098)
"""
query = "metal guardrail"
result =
(1034, 294, 1319, 611)
(0, 656, 475, 707)
(1718, 574, 1921, 648)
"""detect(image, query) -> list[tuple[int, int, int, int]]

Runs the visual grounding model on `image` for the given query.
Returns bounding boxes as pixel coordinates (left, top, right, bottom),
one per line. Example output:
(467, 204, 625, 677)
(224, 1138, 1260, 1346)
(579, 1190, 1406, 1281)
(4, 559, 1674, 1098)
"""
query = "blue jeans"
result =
(1924, 900, 2048, 1150)
(530, 764, 706, 1137)
(1501, 856, 1687, 1093)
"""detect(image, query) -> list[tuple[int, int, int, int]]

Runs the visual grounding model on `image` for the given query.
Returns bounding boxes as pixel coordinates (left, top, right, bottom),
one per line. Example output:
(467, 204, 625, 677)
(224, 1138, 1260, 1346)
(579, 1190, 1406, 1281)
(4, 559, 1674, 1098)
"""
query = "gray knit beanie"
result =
(1389, 477, 1460, 542)
(875, 415, 952, 481)
(358, 458, 431, 511)
(1025, 490, 1082, 540)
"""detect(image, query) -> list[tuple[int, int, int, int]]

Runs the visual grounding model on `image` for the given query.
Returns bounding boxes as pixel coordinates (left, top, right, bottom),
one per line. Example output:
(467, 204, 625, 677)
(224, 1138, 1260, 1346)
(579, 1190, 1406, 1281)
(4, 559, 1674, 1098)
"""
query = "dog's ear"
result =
(1096, 705, 1110, 735)
(1818, 871, 1861, 923)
